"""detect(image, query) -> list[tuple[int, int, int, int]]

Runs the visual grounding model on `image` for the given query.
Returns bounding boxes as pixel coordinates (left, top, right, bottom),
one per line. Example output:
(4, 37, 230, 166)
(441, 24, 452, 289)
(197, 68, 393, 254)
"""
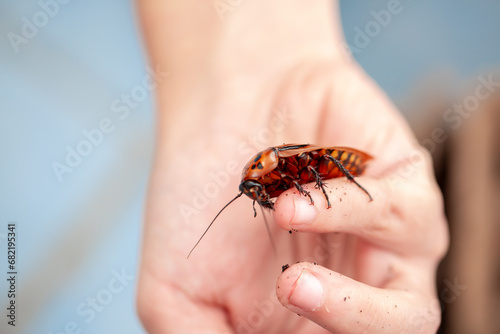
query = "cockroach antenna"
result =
(257, 199, 277, 258)
(187, 192, 243, 259)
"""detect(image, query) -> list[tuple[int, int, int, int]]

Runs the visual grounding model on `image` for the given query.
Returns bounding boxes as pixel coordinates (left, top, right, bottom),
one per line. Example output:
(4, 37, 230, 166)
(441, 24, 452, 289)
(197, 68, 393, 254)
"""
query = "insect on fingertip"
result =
(188, 144, 372, 256)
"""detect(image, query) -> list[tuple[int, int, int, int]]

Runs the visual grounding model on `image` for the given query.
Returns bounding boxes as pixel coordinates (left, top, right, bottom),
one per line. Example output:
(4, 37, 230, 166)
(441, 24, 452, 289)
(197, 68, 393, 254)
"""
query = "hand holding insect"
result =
(136, 1, 449, 333)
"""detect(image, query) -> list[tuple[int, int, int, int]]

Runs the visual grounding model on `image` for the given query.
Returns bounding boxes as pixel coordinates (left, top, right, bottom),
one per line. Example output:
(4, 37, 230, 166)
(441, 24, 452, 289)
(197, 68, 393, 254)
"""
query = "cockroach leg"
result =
(293, 181, 314, 205)
(307, 166, 331, 208)
(324, 155, 373, 201)
(252, 200, 257, 217)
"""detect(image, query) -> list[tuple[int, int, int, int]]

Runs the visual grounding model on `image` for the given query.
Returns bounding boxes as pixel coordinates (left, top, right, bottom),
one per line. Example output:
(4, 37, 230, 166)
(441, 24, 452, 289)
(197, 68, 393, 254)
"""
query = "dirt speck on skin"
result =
(281, 264, 289, 272)
(344, 297, 346, 301)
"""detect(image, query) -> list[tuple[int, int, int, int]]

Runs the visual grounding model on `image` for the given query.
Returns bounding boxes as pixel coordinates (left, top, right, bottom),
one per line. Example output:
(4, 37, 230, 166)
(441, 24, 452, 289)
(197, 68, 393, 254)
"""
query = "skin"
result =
(136, 0, 449, 333)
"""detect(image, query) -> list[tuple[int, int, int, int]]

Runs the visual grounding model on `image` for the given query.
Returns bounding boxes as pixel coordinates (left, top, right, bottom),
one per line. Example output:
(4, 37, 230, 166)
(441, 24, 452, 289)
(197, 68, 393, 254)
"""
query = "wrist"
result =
(137, 0, 348, 151)
(138, 0, 346, 95)
(138, 0, 344, 73)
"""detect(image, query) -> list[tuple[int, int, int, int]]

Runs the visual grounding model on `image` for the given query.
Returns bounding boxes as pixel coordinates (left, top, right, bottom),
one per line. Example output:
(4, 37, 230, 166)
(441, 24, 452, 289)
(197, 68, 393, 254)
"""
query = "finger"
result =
(276, 262, 441, 334)
(273, 152, 448, 256)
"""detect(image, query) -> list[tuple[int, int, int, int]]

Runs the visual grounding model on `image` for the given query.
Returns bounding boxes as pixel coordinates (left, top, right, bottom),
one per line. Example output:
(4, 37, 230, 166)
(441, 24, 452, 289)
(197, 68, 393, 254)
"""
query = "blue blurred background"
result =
(0, 1, 499, 333)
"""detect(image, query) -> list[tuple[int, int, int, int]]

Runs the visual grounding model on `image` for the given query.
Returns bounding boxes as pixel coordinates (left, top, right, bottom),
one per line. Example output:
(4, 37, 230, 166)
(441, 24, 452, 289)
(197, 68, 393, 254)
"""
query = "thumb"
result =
(276, 262, 440, 333)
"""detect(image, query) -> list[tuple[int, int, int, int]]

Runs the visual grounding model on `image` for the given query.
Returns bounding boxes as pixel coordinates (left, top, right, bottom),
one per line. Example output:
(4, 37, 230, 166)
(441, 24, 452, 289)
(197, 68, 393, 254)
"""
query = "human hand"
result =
(136, 1, 449, 333)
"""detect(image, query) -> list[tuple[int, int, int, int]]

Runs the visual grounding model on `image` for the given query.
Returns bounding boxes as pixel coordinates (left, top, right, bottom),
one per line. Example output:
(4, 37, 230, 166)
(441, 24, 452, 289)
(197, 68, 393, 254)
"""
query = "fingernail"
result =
(291, 198, 317, 225)
(289, 269, 323, 311)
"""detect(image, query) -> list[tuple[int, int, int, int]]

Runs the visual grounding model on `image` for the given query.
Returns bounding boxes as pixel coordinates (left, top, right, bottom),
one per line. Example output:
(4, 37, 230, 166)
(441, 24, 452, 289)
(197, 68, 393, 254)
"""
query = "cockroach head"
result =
(239, 179, 264, 201)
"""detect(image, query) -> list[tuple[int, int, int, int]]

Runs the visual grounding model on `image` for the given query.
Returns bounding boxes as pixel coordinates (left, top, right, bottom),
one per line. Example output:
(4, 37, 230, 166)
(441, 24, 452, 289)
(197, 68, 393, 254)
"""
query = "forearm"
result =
(138, 0, 343, 73)
(137, 0, 345, 125)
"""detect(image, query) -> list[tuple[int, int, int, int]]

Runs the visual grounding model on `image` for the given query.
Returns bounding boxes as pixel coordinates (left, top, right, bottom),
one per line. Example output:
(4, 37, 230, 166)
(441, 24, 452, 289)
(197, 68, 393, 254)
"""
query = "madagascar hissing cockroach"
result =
(187, 144, 373, 258)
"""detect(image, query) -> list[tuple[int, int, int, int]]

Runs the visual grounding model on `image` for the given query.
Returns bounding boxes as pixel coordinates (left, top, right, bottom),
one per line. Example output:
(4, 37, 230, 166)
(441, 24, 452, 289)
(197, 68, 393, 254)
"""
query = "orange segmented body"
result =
(239, 144, 372, 209)
(187, 144, 373, 258)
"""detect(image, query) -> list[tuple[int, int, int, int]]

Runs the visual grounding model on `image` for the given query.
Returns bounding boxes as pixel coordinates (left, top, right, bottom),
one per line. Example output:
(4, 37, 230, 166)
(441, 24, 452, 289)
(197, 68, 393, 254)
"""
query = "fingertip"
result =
(276, 262, 327, 313)
(273, 189, 320, 230)
(277, 263, 438, 333)
(276, 262, 299, 307)
(272, 190, 295, 230)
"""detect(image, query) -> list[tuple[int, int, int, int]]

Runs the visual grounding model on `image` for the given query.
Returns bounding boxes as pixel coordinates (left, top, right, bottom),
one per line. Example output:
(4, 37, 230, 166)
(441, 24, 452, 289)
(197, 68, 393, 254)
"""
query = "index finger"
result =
(273, 149, 449, 258)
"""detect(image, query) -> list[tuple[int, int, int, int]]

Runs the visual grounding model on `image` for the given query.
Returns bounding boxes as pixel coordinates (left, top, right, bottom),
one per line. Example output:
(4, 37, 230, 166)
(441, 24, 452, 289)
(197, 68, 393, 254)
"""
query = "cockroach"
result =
(187, 144, 373, 258)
